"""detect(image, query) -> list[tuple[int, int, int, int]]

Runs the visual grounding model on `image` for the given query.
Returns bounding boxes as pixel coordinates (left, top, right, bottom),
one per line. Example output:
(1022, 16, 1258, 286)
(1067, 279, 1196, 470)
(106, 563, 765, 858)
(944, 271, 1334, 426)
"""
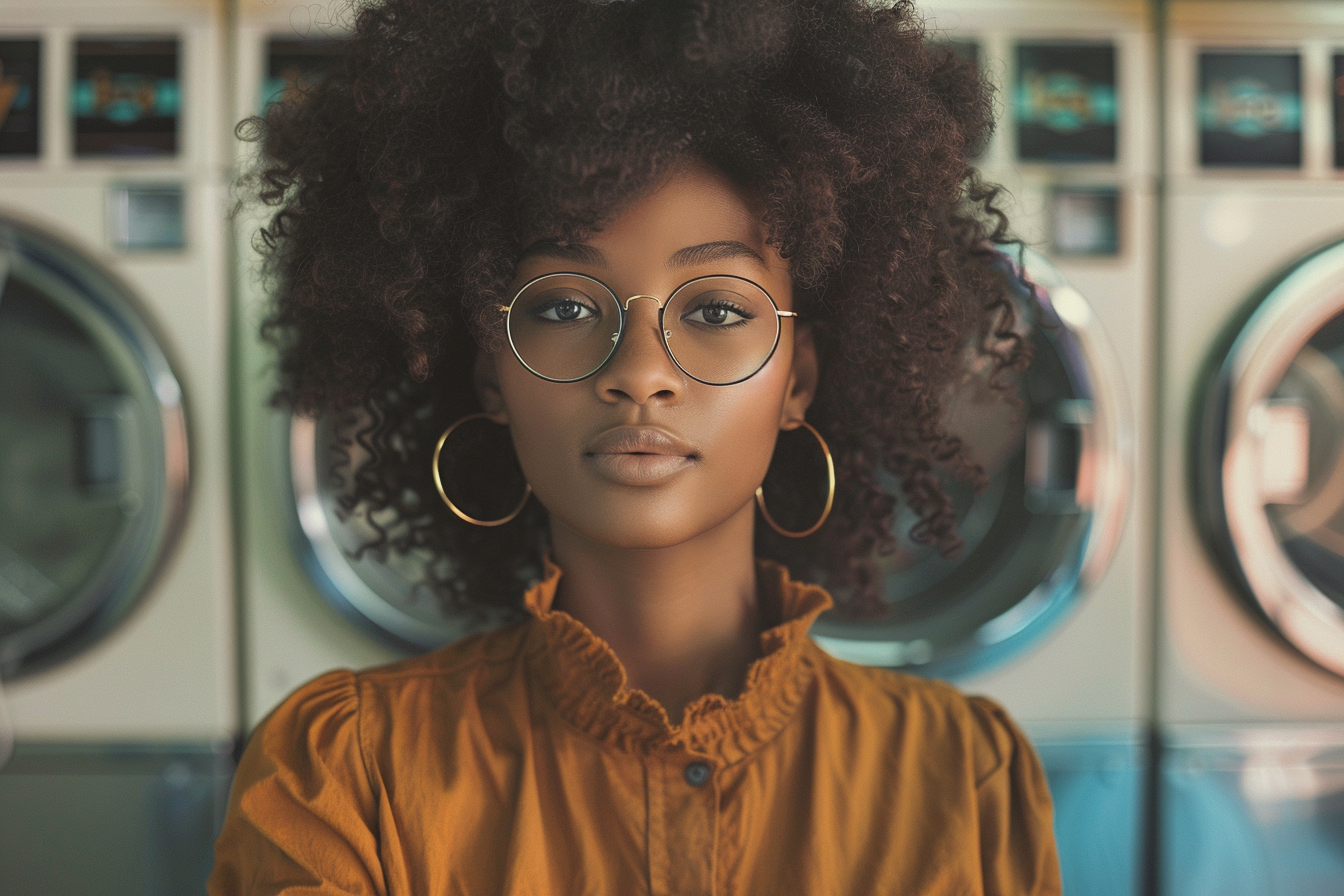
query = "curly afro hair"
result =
(241, 0, 1027, 619)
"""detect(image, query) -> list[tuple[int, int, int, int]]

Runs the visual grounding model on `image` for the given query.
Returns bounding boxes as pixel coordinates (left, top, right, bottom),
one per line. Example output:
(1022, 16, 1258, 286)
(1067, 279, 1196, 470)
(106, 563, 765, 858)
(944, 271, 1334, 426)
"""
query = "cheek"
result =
(697, 371, 791, 493)
(495, 372, 575, 484)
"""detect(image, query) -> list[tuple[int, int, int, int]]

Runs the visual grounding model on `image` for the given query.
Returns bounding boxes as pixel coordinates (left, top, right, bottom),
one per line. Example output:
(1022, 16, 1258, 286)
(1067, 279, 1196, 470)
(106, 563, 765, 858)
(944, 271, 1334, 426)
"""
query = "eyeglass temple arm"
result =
(777, 310, 799, 318)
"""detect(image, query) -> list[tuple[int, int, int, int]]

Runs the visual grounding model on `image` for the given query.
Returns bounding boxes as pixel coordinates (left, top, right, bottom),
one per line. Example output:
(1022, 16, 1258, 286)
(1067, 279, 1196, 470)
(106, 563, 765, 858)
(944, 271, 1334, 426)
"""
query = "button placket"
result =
(646, 753, 720, 896)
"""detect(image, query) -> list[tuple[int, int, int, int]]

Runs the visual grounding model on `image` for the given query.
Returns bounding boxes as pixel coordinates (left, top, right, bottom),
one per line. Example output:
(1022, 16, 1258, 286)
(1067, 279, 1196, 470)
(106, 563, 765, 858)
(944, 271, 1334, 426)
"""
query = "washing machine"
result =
(231, 5, 418, 735)
(232, 2, 1150, 891)
(832, 3, 1156, 892)
(0, 2, 236, 893)
(1159, 2, 1344, 893)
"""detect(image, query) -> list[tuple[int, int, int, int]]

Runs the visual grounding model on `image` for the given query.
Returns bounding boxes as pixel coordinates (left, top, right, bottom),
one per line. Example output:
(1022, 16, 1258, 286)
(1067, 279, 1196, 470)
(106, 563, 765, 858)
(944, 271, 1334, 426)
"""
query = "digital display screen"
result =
(1334, 53, 1343, 169)
(109, 184, 186, 252)
(262, 38, 345, 113)
(1198, 51, 1301, 168)
(1049, 186, 1120, 257)
(0, 40, 41, 157)
(72, 38, 179, 157)
(1015, 42, 1118, 163)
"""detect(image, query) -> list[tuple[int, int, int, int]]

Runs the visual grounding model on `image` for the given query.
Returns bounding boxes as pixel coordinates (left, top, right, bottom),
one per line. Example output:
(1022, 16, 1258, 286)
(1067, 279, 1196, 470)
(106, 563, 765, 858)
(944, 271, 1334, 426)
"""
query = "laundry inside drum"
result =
(1263, 310, 1344, 611)
(812, 310, 1092, 674)
(0, 250, 165, 674)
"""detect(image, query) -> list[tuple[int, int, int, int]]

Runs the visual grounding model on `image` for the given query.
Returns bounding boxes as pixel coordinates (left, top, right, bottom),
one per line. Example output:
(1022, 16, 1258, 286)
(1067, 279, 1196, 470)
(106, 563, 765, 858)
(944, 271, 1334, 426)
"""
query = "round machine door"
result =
(288, 413, 514, 650)
(287, 248, 1130, 665)
(0, 217, 189, 680)
(1195, 238, 1344, 678)
(812, 248, 1133, 679)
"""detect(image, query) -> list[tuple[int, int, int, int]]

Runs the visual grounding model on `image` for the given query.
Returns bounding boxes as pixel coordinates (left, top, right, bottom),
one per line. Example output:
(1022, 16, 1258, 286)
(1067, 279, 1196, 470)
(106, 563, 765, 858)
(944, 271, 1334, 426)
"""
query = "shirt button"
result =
(684, 761, 712, 787)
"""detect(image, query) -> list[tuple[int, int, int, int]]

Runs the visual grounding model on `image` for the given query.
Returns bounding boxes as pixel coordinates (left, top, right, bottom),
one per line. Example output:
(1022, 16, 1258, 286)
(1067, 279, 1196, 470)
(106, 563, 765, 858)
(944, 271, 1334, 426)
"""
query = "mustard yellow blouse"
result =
(210, 559, 1061, 895)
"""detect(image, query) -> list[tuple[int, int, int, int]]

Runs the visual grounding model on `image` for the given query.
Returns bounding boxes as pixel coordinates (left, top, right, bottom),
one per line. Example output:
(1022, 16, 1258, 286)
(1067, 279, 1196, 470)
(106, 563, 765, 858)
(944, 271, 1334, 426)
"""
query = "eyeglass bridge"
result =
(621, 294, 662, 311)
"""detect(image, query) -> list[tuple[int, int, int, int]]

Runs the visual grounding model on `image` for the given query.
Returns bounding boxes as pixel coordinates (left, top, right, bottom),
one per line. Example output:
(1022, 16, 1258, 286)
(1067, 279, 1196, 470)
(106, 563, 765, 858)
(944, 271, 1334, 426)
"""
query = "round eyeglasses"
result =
(499, 272, 798, 386)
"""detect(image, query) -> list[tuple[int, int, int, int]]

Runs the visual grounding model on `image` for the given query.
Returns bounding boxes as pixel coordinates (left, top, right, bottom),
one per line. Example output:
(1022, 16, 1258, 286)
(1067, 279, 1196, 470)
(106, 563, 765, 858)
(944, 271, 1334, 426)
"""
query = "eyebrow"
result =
(517, 239, 765, 270)
(668, 240, 765, 269)
(517, 240, 608, 267)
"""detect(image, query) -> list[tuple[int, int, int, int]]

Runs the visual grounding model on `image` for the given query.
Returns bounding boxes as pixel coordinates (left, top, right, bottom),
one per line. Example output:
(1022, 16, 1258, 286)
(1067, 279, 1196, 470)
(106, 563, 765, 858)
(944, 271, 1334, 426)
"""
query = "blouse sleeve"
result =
(208, 670, 386, 896)
(967, 695, 1063, 896)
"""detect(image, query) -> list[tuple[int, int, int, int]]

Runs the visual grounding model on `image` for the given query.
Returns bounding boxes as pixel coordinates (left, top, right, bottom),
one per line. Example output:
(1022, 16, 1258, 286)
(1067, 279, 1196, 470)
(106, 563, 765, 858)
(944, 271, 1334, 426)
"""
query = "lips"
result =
(583, 426, 698, 486)
(585, 426, 697, 458)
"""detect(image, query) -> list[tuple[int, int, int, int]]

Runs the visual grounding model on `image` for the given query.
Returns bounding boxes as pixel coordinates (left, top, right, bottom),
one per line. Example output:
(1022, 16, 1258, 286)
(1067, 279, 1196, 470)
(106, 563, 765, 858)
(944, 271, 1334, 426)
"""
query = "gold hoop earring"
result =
(432, 413, 532, 527)
(755, 420, 835, 538)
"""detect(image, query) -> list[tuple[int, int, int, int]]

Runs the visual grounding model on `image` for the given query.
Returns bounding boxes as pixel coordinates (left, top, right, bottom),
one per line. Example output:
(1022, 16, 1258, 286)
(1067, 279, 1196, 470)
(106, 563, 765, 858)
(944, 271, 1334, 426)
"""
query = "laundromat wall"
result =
(2, 0, 1344, 893)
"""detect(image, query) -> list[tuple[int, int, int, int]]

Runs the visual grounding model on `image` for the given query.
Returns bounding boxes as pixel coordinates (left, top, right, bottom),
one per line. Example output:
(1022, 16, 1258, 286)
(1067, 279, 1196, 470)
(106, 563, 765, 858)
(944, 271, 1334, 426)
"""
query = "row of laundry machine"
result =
(1, 0, 1343, 892)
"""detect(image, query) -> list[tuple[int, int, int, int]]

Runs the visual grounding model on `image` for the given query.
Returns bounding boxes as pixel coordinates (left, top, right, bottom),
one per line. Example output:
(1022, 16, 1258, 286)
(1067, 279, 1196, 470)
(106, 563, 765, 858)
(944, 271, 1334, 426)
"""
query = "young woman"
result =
(210, 0, 1061, 892)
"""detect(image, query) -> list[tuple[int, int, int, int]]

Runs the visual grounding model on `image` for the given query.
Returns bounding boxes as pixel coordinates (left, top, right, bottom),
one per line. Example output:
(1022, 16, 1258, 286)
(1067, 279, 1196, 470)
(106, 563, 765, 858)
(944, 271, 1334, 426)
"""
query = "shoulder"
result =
(356, 618, 532, 691)
(803, 641, 1035, 782)
(257, 620, 533, 743)
(797, 645, 1061, 893)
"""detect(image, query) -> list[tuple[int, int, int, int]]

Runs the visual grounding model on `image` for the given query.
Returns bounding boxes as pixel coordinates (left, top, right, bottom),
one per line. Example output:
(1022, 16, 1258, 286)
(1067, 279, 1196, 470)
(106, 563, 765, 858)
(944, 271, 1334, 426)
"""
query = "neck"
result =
(549, 503, 762, 725)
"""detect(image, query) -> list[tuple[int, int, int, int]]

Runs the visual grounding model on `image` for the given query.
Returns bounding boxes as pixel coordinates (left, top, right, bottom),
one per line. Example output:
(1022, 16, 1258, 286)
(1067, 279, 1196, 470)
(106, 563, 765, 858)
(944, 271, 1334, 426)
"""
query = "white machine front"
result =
(232, 4, 409, 735)
(912, 6, 1155, 894)
(237, 0, 1151, 719)
(920, 0, 1154, 731)
(0, 2, 235, 893)
(234, 3, 1153, 895)
(1159, 2, 1344, 892)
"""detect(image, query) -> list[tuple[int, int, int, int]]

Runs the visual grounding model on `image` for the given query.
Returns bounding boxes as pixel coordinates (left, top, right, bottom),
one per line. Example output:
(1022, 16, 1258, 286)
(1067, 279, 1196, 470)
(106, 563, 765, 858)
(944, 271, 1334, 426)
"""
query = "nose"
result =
(592, 296, 684, 405)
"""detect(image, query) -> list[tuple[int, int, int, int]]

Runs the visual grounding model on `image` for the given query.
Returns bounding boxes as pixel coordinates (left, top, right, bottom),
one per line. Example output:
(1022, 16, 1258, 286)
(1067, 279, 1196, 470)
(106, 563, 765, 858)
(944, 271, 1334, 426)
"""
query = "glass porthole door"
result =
(812, 249, 1133, 678)
(0, 216, 188, 679)
(1195, 238, 1344, 678)
(283, 248, 1131, 672)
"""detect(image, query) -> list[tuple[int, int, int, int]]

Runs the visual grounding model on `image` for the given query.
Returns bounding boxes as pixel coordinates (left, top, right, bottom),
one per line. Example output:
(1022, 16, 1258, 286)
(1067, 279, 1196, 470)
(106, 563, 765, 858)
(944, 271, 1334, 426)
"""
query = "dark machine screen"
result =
(72, 38, 179, 157)
(1198, 51, 1301, 168)
(263, 38, 346, 113)
(0, 40, 40, 157)
(1016, 42, 1118, 163)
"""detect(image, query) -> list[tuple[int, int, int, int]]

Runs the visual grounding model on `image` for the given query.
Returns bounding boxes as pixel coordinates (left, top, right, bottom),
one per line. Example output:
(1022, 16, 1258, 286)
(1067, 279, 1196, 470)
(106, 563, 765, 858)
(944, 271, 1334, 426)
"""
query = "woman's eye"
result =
(537, 298, 596, 322)
(683, 301, 747, 327)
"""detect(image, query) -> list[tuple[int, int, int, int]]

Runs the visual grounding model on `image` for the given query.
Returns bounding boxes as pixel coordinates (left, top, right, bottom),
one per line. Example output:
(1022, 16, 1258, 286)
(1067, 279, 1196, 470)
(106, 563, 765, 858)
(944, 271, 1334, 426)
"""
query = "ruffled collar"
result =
(521, 556, 833, 765)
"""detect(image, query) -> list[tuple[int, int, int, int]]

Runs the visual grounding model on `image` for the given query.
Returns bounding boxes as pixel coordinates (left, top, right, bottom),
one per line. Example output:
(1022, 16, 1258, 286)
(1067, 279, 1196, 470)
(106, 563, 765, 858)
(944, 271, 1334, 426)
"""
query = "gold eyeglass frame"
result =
(498, 271, 799, 386)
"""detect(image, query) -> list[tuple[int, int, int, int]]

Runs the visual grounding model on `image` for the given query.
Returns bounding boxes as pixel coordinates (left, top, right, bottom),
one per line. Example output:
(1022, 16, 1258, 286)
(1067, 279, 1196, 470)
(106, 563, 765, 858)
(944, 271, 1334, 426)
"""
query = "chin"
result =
(542, 489, 752, 552)
(566, 512, 712, 551)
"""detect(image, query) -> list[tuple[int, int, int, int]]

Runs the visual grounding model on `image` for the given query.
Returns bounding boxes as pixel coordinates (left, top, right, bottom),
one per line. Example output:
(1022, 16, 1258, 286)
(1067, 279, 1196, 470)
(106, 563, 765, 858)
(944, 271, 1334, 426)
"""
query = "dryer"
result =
(840, 4, 1158, 893)
(231, 5, 414, 733)
(232, 4, 1152, 893)
(1159, 2, 1344, 893)
(0, 2, 235, 893)
(233, 4, 1153, 896)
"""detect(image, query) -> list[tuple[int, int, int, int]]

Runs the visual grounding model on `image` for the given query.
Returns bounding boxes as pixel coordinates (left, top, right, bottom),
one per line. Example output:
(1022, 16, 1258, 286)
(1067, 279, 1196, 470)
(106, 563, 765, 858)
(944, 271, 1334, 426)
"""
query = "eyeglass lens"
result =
(506, 274, 782, 385)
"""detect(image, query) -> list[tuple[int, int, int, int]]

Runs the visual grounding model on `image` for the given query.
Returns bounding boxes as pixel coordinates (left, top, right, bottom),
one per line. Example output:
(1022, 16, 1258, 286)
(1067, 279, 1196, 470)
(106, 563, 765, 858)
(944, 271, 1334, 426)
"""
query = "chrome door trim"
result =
(0, 215, 189, 679)
(815, 247, 1134, 678)
(1215, 239, 1344, 677)
(286, 415, 464, 650)
(1022, 250, 1133, 590)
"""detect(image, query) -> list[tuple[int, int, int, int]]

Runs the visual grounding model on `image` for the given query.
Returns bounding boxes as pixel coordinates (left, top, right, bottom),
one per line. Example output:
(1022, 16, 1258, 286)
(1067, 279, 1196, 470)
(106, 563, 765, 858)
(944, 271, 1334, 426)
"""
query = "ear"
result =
(473, 349, 510, 425)
(779, 324, 818, 431)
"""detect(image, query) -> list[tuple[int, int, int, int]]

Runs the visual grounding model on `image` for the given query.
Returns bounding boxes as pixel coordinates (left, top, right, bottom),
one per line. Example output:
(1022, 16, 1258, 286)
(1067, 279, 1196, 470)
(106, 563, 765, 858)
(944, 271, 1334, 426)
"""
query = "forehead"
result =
(514, 160, 787, 289)
(590, 161, 769, 257)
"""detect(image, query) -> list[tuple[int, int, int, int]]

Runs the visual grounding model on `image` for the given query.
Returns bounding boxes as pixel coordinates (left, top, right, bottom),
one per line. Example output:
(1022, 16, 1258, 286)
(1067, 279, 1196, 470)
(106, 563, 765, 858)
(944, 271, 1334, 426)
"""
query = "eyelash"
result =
(534, 296, 600, 322)
(682, 300, 754, 327)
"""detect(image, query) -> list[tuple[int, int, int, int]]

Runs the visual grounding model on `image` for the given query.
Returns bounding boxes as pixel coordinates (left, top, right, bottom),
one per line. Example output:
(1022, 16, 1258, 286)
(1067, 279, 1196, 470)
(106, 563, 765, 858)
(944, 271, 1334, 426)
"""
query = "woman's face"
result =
(478, 161, 817, 550)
